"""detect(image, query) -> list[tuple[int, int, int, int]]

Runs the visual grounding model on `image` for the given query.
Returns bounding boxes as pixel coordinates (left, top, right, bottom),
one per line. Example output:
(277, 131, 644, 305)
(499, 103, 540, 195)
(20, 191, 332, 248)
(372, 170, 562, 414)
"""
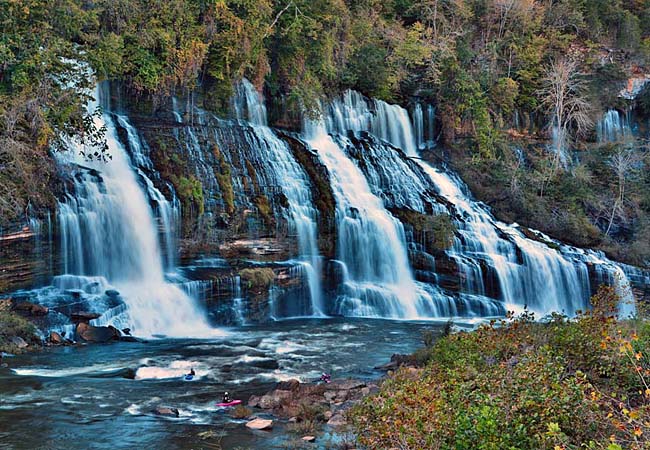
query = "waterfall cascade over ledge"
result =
(3, 84, 648, 337)
(43, 85, 220, 338)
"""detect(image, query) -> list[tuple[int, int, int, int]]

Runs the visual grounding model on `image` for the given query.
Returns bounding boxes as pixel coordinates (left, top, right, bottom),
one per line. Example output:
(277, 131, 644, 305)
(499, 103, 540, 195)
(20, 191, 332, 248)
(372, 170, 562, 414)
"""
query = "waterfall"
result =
(231, 79, 324, 316)
(322, 90, 635, 317)
(114, 114, 180, 270)
(303, 117, 433, 319)
(597, 109, 631, 143)
(413, 104, 436, 150)
(55, 85, 218, 338)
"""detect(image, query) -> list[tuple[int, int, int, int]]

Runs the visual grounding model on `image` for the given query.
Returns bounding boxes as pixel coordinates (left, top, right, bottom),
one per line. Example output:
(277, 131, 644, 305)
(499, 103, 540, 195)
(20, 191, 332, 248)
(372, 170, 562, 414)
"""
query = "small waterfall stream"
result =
(597, 109, 631, 143)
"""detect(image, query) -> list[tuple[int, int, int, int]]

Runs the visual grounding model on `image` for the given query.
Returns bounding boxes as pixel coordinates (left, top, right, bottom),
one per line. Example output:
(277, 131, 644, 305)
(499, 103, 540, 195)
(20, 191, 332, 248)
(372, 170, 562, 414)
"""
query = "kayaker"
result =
(188, 368, 195, 377)
(222, 391, 232, 403)
(320, 372, 331, 383)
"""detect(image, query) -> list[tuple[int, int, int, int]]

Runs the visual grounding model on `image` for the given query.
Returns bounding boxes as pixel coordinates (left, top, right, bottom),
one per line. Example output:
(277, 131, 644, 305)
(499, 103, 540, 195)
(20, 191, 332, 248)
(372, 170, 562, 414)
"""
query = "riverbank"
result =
(349, 287, 650, 450)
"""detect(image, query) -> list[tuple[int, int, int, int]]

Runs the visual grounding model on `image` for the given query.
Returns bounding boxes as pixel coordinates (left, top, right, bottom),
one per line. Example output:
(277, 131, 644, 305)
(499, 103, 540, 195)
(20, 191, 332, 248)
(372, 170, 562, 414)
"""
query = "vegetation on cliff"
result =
(2, 0, 650, 266)
(351, 287, 650, 449)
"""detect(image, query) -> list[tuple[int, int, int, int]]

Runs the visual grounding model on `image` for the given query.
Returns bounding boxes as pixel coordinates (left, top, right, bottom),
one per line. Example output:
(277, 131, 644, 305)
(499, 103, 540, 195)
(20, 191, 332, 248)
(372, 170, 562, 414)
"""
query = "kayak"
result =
(184, 374, 194, 381)
(216, 400, 242, 407)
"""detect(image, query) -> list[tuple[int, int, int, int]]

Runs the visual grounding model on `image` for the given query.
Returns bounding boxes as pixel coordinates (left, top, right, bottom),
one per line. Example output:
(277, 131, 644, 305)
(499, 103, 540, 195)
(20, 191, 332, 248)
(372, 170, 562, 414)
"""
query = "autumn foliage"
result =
(351, 286, 650, 449)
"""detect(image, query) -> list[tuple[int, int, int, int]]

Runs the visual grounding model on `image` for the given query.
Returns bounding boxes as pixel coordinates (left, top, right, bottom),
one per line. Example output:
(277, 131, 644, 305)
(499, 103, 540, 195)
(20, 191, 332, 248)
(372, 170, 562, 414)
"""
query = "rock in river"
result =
(10, 336, 28, 349)
(48, 331, 65, 345)
(70, 312, 102, 323)
(152, 407, 179, 418)
(246, 418, 273, 430)
(76, 323, 120, 343)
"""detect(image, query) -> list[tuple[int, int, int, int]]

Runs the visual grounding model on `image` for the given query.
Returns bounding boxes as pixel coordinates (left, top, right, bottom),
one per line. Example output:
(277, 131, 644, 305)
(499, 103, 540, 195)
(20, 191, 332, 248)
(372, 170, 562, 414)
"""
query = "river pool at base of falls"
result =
(0, 318, 455, 450)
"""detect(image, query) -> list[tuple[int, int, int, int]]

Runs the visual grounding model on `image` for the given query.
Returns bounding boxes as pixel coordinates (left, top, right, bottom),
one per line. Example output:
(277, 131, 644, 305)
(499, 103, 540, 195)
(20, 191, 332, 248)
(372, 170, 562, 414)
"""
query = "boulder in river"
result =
(70, 312, 102, 323)
(10, 336, 28, 349)
(13, 301, 48, 316)
(249, 358, 280, 370)
(152, 406, 179, 418)
(245, 418, 273, 430)
(76, 323, 120, 343)
(48, 331, 65, 345)
(105, 289, 120, 298)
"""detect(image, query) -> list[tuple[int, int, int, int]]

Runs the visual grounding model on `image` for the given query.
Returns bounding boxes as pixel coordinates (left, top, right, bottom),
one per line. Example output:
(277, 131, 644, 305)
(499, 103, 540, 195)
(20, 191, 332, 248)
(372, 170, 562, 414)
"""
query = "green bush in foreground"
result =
(0, 310, 39, 354)
(351, 287, 650, 450)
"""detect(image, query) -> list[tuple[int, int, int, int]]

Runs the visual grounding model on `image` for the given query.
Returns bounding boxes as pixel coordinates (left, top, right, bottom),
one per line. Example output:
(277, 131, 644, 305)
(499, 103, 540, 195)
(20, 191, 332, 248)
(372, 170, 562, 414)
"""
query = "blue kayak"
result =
(184, 374, 194, 381)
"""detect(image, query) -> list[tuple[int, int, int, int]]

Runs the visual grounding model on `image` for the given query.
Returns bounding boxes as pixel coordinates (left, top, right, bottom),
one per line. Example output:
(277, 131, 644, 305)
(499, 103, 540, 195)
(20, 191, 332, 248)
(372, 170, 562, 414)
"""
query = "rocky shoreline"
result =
(213, 353, 422, 446)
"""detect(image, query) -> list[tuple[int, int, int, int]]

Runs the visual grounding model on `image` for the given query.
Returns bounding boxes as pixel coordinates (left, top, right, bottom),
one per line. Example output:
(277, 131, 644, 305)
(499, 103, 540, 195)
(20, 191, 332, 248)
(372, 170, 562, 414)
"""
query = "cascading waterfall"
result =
(232, 79, 324, 316)
(325, 90, 635, 317)
(597, 109, 631, 143)
(304, 115, 434, 318)
(55, 85, 217, 338)
(114, 114, 180, 270)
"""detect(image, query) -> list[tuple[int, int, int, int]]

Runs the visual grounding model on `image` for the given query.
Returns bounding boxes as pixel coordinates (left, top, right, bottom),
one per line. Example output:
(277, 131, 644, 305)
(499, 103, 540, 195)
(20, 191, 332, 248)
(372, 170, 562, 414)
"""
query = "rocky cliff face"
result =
(1, 86, 649, 335)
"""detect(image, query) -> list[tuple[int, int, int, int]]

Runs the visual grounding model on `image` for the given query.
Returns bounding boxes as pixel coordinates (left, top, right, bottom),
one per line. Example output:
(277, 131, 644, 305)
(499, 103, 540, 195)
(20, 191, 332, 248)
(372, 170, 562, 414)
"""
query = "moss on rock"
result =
(212, 145, 235, 215)
(239, 268, 276, 291)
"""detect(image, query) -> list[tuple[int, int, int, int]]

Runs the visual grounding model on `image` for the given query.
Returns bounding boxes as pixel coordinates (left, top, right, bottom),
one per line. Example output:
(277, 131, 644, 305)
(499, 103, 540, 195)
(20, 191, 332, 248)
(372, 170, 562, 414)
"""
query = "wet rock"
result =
(327, 413, 347, 427)
(105, 289, 120, 298)
(276, 379, 300, 391)
(76, 322, 120, 343)
(245, 418, 273, 430)
(248, 395, 262, 408)
(10, 336, 28, 349)
(48, 331, 65, 345)
(30, 304, 49, 316)
(65, 290, 84, 299)
(249, 358, 279, 370)
(258, 390, 292, 409)
(13, 301, 48, 316)
(152, 406, 179, 418)
(302, 436, 316, 442)
(70, 312, 101, 323)
(326, 379, 366, 391)
(374, 360, 398, 371)
(122, 328, 131, 336)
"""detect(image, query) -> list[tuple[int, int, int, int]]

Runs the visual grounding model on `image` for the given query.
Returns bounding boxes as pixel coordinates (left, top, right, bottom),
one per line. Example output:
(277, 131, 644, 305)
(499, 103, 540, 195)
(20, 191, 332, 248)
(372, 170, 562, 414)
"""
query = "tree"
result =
(538, 58, 592, 195)
(605, 144, 646, 236)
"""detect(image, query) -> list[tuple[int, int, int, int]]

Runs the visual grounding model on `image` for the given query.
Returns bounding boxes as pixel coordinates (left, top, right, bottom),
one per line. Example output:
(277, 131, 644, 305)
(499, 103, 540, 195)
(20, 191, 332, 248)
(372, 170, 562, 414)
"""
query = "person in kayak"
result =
(187, 368, 195, 377)
(222, 391, 232, 403)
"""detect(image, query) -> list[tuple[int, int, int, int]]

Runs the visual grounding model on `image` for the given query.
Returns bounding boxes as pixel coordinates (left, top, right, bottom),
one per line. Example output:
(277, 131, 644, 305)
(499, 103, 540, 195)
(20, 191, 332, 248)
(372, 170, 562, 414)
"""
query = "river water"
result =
(0, 318, 453, 449)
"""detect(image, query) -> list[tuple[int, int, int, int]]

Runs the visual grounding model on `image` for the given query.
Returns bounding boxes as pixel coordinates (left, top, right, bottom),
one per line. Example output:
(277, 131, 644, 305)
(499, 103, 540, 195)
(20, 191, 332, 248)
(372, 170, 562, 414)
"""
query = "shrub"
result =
(239, 268, 275, 290)
(350, 287, 650, 449)
(0, 310, 39, 353)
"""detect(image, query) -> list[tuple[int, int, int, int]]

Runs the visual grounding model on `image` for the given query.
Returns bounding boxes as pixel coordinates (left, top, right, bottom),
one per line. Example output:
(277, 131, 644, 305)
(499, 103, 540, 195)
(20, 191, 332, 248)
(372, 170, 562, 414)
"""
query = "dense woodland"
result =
(2, 0, 650, 266)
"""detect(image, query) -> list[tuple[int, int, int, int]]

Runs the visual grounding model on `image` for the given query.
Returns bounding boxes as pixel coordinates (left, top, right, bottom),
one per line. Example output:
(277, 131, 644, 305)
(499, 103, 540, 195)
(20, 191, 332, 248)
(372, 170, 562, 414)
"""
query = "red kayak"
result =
(216, 400, 242, 407)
